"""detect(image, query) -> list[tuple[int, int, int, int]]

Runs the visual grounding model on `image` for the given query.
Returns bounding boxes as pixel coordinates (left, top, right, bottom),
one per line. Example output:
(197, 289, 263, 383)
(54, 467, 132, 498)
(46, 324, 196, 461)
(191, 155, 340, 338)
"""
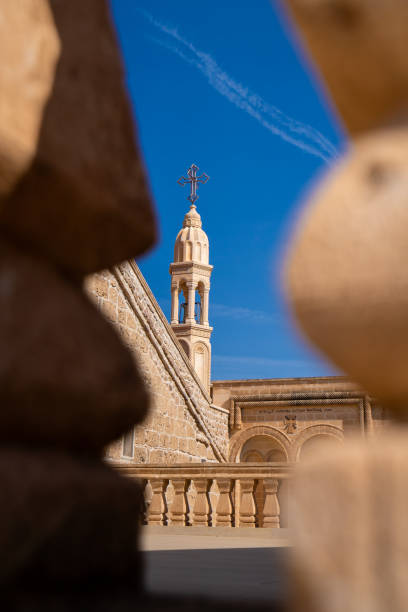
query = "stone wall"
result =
(212, 377, 387, 462)
(86, 261, 229, 463)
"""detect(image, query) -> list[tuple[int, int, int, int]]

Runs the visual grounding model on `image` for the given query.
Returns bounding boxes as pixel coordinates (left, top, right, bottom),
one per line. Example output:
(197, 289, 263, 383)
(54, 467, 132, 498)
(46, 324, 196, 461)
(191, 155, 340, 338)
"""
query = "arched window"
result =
(194, 292, 202, 324)
(178, 282, 188, 323)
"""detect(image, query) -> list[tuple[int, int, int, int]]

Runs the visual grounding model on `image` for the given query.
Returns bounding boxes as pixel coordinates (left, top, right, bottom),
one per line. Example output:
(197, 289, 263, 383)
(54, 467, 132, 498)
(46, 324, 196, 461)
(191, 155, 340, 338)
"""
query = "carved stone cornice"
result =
(169, 261, 213, 275)
(229, 391, 372, 437)
(172, 324, 213, 339)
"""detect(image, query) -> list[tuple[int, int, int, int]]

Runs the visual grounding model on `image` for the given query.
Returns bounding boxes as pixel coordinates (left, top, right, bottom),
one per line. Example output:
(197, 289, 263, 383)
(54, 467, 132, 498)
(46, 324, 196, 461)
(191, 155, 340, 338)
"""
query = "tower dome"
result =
(174, 204, 209, 265)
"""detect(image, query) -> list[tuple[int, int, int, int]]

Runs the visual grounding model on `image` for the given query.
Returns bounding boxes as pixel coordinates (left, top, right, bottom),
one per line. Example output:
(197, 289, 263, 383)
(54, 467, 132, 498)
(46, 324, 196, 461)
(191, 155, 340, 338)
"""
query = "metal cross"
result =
(177, 164, 209, 205)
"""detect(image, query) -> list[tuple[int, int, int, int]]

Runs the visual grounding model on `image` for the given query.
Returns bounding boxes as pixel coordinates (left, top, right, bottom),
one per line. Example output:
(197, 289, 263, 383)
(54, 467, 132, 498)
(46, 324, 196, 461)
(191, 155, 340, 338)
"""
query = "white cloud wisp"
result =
(139, 9, 338, 163)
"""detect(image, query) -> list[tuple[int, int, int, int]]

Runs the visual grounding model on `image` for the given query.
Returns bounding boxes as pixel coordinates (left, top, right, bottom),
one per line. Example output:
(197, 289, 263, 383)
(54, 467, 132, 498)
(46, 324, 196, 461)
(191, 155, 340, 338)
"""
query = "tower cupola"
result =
(174, 205, 209, 265)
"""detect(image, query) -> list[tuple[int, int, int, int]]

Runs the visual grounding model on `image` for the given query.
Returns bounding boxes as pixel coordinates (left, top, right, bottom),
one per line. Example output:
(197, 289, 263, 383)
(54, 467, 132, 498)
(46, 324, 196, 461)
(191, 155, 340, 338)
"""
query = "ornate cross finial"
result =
(177, 164, 209, 205)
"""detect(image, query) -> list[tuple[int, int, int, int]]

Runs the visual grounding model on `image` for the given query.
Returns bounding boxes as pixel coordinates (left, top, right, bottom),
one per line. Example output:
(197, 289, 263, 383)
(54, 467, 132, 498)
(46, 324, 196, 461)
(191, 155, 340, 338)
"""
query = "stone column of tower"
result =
(170, 200, 213, 393)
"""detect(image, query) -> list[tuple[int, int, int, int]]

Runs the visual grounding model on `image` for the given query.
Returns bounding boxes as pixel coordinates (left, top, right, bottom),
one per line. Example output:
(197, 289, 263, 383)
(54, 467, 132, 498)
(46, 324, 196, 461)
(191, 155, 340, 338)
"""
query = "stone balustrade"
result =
(112, 462, 293, 528)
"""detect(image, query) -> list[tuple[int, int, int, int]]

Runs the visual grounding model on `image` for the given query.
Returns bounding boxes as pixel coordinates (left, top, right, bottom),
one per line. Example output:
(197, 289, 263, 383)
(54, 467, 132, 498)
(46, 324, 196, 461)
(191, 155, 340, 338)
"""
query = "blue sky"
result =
(110, 0, 347, 381)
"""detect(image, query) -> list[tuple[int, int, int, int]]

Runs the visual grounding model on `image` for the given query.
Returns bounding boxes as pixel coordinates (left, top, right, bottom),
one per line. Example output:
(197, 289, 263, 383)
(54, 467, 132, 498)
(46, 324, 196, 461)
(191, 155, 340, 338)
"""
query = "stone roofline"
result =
(210, 403, 229, 415)
(113, 260, 228, 462)
(212, 375, 352, 386)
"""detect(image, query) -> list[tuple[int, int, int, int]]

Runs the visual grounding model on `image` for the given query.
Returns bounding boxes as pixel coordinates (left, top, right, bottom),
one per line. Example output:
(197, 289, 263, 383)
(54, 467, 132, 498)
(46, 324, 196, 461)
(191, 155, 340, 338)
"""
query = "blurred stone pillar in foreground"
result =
(0, 0, 156, 606)
(0, 2, 281, 610)
(291, 432, 408, 612)
(282, 1, 408, 610)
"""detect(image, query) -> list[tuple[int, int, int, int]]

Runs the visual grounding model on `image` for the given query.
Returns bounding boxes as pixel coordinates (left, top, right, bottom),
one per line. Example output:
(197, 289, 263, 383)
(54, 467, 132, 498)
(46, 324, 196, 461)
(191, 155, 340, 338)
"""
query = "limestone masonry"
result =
(86, 260, 228, 464)
(86, 193, 386, 468)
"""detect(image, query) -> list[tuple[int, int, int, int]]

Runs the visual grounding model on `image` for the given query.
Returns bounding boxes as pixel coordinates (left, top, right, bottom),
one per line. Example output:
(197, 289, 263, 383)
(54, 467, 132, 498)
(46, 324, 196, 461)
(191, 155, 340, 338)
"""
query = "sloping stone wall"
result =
(86, 261, 228, 463)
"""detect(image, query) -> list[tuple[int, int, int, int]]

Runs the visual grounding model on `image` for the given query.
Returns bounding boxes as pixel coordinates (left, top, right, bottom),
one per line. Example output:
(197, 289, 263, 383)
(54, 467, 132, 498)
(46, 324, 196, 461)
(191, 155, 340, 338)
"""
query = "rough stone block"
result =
(0, 241, 149, 450)
(145, 430, 160, 447)
(0, 449, 143, 585)
(0, 0, 60, 194)
(133, 447, 148, 463)
(0, 0, 156, 274)
(118, 308, 127, 325)
(285, 126, 408, 418)
(285, 0, 408, 133)
(169, 436, 179, 451)
(103, 300, 118, 324)
(92, 277, 109, 299)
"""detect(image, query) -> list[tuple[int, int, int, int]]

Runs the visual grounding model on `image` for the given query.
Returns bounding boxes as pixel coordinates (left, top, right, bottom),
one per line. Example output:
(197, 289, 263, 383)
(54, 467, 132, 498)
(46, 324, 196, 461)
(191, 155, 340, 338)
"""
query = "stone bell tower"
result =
(170, 164, 213, 392)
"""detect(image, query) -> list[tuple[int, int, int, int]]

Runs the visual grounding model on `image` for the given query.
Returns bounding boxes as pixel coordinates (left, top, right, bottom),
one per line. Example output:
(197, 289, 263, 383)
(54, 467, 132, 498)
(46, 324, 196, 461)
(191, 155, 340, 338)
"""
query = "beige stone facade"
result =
(86, 260, 228, 464)
(85, 201, 388, 473)
(212, 376, 386, 464)
(87, 258, 387, 474)
(83, 201, 391, 532)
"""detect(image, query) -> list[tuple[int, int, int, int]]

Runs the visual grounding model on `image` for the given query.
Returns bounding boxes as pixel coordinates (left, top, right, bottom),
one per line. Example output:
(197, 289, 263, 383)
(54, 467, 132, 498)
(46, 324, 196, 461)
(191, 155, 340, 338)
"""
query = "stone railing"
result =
(112, 462, 293, 528)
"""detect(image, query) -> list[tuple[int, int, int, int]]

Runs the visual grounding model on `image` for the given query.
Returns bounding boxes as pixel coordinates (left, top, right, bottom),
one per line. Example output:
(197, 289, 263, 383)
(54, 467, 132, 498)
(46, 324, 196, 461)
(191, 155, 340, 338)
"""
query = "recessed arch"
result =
(178, 280, 188, 298)
(193, 342, 206, 354)
(240, 435, 287, 463)
(266, 448, 287, 462)
(229, 425, 290, 462)
(295, 424, 344, 461)
(242, 449, 263, 463)
(177, 281, 188, 323)
(193, 342, 208, 387)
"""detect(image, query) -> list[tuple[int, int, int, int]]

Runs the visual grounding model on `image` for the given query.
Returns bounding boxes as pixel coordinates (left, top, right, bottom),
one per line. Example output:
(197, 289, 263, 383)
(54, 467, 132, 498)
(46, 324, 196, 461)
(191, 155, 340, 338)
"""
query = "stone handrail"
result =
(112, 462, 294, 528)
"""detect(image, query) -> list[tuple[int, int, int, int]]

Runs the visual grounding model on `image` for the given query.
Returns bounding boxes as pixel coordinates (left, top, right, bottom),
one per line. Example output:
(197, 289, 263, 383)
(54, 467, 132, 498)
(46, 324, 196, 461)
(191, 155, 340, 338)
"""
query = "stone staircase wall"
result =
(86, 261, 228, 463)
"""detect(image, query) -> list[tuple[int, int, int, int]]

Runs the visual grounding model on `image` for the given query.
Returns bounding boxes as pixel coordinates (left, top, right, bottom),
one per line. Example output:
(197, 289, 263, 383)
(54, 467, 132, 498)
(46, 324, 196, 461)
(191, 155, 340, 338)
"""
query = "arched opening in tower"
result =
(178, 281, 188, 324)
(194, 291, 202, 324)
(177, 282, 202, 324)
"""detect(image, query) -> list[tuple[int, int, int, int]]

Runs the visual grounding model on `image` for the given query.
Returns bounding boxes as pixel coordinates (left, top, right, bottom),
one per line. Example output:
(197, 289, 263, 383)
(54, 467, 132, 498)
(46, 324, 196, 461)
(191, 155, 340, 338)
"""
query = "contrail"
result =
(138, 9, 338, 163)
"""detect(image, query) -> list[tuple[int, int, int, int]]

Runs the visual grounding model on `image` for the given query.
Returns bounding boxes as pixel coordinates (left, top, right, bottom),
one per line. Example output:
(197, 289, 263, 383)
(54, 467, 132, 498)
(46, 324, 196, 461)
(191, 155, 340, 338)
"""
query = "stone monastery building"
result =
(86, 169, 386, 469)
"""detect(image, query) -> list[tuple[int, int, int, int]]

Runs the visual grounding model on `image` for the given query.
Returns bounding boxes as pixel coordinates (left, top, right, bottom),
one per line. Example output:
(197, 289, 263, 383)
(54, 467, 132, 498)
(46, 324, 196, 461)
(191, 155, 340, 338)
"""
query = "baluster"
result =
(192, 478, 211, 526)
(240, 479, 256, 528)
(263, 478, 280, 528)
(147, 478, 168, 526)
(170, 478, 189, 526)
(215, 478, 233, 526)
